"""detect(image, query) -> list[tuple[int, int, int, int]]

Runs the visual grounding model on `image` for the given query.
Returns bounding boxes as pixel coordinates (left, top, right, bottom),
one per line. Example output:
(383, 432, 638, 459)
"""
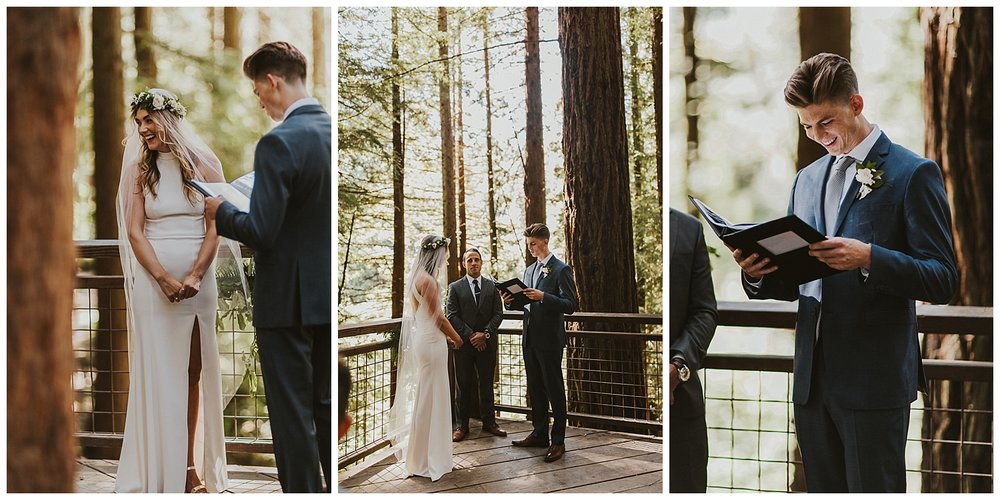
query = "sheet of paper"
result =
(757, 231, 810, 255)
(506, 284, 525, 294)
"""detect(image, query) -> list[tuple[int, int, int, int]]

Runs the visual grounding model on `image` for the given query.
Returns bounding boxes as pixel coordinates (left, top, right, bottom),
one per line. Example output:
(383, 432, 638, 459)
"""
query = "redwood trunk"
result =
(91, 7, 130, 457)
(796, 7, 850, 170)
(134, 7, 157, 85)
(559, 7, 647, 428)
(920, 7, 992, 493)
(391, 8, 405, 319)
(484, 11, 498, 268)
(7, 7, 81, 492)
(438, 7, 459, 283)
(524, 7, 546, 266)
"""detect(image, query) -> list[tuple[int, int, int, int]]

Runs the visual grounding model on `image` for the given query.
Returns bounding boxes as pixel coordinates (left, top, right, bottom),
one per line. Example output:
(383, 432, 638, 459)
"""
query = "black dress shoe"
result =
(543, 443, 565, 462)
(482, 423, 508, 437)
(511, 435, 549, 448)
(452, 428, 469, 442)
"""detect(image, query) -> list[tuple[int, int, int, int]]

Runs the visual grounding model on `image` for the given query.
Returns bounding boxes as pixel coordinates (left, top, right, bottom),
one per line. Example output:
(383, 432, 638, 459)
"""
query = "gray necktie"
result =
(824, 155, 852, 235)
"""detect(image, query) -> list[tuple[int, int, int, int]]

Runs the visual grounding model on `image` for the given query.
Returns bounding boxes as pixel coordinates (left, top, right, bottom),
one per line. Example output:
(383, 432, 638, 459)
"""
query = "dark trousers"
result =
(794, 337, 909, 492)
(523, 346, 566, 444)
(454, 344, 498, 428)
(669, 413, 708, 492)
(256, 324, 332, 493)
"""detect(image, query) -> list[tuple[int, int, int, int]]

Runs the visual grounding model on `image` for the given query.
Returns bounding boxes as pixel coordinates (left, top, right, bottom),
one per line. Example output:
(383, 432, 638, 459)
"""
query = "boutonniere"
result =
(541, 265, 552, 277)
(855, 160, 886, 200)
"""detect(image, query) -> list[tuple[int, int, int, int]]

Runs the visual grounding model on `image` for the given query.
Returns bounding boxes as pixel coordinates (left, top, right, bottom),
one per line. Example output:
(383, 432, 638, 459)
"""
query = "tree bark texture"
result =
(7, 7, 81, 491)
(134, 7, 157, 85)
(920, 6, 992, 493)
(652, 7, 663, 208)
(91, 7, 130, 454)
(796, 7, 850, 170)
(391, 8, 405, 319)
(438, 7, 460, 283)
(558, 7, 648, 428)
(524, 6, 546, 267)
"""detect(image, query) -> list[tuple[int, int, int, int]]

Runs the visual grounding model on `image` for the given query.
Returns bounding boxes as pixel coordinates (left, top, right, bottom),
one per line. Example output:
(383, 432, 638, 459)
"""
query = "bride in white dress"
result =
(115, 89, 245, 493)
(387, 235, 465, 481)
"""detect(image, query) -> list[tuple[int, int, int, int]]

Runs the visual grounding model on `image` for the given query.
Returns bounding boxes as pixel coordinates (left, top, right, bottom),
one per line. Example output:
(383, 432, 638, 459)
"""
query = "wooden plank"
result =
(559, 470, 663, 493)
(346, 432, 660, 493)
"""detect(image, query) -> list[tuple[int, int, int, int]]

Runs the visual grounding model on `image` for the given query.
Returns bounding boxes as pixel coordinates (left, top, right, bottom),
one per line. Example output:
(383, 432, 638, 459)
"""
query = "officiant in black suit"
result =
(501, 223, 577, 463)
(205, 42, 331, 493)
(446, 248, 507, 441)
(669, 208, 718, 493)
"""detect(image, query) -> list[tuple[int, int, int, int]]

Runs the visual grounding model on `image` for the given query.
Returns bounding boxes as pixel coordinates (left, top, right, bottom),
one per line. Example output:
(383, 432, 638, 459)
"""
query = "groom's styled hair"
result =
(243, 41, 308, 83)
(524, 223, 550, 240)
(784, 52, 858, 108)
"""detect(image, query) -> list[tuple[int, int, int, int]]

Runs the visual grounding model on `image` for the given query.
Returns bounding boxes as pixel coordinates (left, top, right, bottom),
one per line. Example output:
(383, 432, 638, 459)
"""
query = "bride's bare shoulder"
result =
(413, 271, 439, 294)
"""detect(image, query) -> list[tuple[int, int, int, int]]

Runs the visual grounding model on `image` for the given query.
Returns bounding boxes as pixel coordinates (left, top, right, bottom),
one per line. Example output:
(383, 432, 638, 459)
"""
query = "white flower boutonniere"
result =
(541, 265, 552, 278)
(855, 160, 886, 200)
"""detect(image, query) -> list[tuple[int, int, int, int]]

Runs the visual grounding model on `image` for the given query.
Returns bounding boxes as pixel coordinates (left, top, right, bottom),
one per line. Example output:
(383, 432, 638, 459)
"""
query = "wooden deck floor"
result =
(339, 419, 662, 493)
(75, 458, 282, 493)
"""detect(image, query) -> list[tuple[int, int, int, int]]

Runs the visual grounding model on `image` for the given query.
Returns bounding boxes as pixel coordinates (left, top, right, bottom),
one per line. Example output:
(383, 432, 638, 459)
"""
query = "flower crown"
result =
(422, 237, 450, 251)
(130, 89, 187, 119)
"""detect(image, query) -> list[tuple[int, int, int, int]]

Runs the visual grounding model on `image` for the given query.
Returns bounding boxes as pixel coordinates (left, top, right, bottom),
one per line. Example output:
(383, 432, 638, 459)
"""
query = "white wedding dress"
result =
(115, 155, 228, 493)
(403, 303, 454, 481)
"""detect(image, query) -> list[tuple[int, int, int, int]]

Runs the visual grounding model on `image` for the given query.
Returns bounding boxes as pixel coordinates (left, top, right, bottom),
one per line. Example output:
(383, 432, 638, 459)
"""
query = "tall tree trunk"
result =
(257, 8, 271, 47)
(438, 7, 459, 283)
(456, 21, 468, 262)
(312, 7, 326, 102)
(920, 7, 992, 493)
(91, 7, 129, 459)
(134, 7, 157, 86)
(559, 7, 647, 428)
(627, 7, 646, 310)
(391, 8, 405, 319)
(524, 6, 545, 267)
(484, 9, 499, 269)
(682, 7, 699, 213)
(223, 7, 241, 52)
(7, 7, 81, 492)
(652, 7, 663, 209)
(797, 7, 850, 170)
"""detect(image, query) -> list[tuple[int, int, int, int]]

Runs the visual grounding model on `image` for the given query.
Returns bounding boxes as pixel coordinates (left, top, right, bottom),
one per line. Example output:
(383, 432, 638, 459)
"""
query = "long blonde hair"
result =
(133, 108, 200, 205)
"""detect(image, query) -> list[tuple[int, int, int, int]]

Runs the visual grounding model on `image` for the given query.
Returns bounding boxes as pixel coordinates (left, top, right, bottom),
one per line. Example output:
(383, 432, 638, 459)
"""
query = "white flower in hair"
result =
(152, 95, 165, 110)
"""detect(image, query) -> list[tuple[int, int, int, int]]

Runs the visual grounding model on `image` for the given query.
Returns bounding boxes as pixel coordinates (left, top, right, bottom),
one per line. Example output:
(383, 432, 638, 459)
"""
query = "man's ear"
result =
(850, 94, 864, 116)
(266, 73, 282, 89)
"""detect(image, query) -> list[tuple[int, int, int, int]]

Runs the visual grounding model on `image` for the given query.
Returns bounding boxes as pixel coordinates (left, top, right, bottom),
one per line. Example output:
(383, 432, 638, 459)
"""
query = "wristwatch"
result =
(671, 358, 690, 382)
(484, 331, 491, 339)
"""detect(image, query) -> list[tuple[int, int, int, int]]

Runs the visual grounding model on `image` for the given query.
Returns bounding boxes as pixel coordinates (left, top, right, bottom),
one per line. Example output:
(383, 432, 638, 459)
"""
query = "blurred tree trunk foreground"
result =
(7, 7, 81, 492)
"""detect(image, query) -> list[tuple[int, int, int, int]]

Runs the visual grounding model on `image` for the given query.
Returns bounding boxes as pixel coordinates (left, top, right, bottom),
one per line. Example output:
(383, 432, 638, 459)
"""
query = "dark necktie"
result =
(473, 278, 481, 305)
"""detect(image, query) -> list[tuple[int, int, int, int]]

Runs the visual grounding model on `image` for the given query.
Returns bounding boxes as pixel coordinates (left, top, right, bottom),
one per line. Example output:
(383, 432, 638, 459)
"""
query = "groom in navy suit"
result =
(205, 42, 331, 492)
(732, 53, 957, 492)
(501, 223, 577, 463)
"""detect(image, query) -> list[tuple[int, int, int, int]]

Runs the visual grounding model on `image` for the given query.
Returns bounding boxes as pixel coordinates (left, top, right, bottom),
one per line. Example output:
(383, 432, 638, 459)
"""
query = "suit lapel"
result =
(831, 132, 891, 235)
(478, 278, 494, 312)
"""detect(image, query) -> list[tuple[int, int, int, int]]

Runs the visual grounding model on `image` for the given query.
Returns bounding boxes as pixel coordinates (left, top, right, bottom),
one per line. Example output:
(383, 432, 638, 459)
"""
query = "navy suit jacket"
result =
(744, 132, 957, 409)
(216, 104, 332, 329)
(446, 276, 504, 350)
(669, 209, 718, 418)
(505, 256, 578, 350)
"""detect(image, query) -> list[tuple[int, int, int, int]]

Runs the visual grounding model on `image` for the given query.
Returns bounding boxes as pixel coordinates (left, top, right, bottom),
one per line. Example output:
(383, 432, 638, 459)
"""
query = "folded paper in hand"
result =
(187, 172, 254, 212)
(688, 195, 842, 285)
(498, 278, 533, 310)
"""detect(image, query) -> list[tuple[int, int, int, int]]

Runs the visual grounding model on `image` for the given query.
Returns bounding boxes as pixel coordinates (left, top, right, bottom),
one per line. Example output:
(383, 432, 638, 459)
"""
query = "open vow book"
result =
(688, 195, 842, 285)
(187, 172, 254, 213)
(497, 278, 533, 310)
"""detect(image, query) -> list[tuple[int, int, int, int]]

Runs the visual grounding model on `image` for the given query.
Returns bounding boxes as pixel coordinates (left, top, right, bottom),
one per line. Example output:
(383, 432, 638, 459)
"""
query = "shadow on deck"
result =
(75, 458, 282, 493)
(339, 419, 662, 493)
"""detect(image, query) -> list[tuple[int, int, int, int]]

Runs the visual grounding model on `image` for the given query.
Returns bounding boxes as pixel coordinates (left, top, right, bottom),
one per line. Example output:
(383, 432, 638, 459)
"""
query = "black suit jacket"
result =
(446, 276, 504, 350)
(744, 132, 957, 409)
(669, 209, 718, 418)
(505, 256, 577, 350)
(216, 104, 332, 329)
